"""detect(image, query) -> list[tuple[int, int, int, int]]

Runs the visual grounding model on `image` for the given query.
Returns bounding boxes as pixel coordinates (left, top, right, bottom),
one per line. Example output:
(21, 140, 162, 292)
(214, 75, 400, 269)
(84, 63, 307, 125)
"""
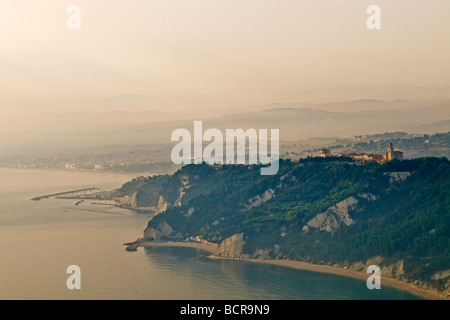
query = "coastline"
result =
(139, 241, 220, 255)
(0, 165, 139, 177)
(138, 241, 449, 300)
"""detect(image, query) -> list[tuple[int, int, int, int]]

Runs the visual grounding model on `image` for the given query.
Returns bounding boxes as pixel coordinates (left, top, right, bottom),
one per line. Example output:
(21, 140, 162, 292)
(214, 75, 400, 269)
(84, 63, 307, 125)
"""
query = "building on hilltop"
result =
(336, 142, 403, 162)
(367, 154, 384, 161)
(383, 143, 403, 161)
(320, 149, 331, 157)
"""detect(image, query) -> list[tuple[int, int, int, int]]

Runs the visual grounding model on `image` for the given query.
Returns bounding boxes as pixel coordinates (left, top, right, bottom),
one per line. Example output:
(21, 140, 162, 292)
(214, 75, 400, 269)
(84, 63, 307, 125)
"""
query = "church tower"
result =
(387, 143, 394, 160)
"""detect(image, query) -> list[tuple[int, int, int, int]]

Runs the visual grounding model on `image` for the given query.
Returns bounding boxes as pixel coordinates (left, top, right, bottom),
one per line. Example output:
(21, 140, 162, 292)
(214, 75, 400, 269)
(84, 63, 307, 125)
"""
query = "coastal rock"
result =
(305, 196, 358, 233)
(431, 269, 450, 281)
(253, 248, 271, 260)
(218, 233, 248, 258)
(128, 191, 138, 207)
(155, 195, 168, 214)
(381, 260, 405, 279)
(143, 222, 173, 241)
(350, 256, 405, 280)
(365, 256, 384, 267)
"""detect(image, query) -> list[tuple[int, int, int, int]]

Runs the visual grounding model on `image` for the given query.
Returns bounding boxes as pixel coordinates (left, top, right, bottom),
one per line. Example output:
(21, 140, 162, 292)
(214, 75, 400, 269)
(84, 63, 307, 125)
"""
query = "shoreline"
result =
(31, 187, 99, 201)
(138, 241, 449, 300)
(139, 241, 220, 255)
(0, 165, 139, 177)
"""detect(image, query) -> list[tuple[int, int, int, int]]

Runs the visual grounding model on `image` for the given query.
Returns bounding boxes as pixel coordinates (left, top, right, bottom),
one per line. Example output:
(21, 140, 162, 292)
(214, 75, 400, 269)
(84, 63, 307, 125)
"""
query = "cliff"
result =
(124, 157, 449, 294)
(217, 233, 247, 259)
(304, 196, 358, 233)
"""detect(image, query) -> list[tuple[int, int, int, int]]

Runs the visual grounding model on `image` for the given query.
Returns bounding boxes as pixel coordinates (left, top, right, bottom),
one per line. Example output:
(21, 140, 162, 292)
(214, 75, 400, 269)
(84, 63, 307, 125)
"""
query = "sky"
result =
(0, 0, 449, 114)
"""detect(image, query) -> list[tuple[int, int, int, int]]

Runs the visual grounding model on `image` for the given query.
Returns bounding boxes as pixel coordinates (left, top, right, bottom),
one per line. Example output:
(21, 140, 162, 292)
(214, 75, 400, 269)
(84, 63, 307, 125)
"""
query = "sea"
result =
(0, 168, 422, 300)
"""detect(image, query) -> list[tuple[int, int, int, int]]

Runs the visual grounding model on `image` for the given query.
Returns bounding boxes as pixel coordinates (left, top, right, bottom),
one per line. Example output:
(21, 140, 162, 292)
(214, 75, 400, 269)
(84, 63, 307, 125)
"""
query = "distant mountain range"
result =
(0, 100, 449, 156)
(406, 120, 450, 134)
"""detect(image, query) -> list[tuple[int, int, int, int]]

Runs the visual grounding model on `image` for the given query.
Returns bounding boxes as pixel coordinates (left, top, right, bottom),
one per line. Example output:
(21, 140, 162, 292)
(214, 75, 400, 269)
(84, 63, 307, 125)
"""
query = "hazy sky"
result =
(0, 0, 449, 114)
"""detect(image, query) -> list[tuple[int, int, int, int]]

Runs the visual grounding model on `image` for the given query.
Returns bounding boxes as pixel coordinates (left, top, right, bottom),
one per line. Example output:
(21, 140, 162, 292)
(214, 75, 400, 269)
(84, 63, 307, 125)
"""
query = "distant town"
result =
(320, 142, 403, 163)
(0, 131, 448, 175)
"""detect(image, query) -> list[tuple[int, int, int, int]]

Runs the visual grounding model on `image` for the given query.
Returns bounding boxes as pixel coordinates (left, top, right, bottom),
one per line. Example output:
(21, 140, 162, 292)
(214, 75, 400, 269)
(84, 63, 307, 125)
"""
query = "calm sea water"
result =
(0, 168, 422, 300)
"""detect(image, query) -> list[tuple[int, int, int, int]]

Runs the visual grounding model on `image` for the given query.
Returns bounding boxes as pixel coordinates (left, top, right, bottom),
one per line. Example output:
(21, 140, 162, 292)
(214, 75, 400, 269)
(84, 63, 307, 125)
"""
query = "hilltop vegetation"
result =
(119, 157, 450, 292)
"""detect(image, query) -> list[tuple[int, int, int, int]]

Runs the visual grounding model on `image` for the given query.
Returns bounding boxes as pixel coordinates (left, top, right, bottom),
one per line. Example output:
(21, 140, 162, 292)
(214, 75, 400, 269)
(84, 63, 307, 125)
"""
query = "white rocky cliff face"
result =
(241, 189, 275, 212)
(144, 222, 173, 240)
(218, 233, 248, 258)
(303, 196, 358, 233)
(387, 172, 412, 184)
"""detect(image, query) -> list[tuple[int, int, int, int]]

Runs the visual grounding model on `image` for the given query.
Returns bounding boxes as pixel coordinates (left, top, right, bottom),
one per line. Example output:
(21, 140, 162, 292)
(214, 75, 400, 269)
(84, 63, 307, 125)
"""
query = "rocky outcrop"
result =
(126, 194, 168, 214)
(304, 196, 358, 233)
(174, 175, 190, 207)
(143, 222, 173, 241)
(253, 248, 271, 260)
(127, 191, 138, 207)
(431, 269, 450, 281)
(386, 171, 412, 184)
(186, 207, 195, 217)
(351, 257, 450, 295)
(218, 233, 248, 258)
(155, 195, 168, 214)
(242, 189, 275, 212)
(350, 256, 405, 279)
(381, 260, 405, 279)
(358, 192, 379, 201)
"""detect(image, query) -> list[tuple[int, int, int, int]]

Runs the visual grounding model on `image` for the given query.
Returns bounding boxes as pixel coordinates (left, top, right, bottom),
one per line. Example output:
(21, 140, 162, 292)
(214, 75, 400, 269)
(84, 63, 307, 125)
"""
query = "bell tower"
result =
(387, 143, 394, 160)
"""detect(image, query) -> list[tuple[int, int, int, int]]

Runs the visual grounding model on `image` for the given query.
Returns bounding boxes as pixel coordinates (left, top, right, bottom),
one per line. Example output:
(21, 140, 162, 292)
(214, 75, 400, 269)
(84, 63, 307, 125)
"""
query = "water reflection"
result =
(143, 246, 422, 300)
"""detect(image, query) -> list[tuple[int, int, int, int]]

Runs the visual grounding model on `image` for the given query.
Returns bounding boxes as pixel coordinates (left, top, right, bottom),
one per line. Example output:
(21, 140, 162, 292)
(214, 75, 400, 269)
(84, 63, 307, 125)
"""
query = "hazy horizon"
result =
(0, 1, 449, 157)
(1, 1, 450, 304)
(1, 1, 450, 115)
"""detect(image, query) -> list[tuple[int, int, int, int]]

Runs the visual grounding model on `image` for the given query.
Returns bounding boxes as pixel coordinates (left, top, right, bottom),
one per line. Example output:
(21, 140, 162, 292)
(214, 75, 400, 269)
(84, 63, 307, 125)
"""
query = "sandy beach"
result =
(139, 241, 221, 255)
(233, 258, 448, 300)
(139, 241, 449, 300)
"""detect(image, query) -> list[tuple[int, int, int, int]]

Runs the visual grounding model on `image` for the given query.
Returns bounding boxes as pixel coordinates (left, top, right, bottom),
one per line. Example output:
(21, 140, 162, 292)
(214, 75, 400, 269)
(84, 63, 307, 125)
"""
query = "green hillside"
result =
(120, 157, 450, 292)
